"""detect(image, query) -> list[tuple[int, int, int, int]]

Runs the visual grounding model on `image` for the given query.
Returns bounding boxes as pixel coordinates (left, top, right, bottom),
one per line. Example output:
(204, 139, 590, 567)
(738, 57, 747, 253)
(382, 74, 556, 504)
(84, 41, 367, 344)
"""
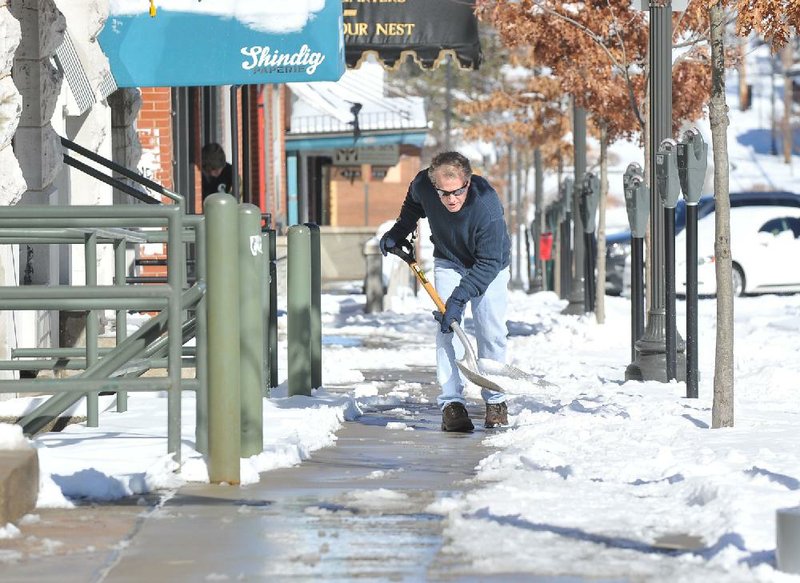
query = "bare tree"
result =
(708, 2, 734, 429)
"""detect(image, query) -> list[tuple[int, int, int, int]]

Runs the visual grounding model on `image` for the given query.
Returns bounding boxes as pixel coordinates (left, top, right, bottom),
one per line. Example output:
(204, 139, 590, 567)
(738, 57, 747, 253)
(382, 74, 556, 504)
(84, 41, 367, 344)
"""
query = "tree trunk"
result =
(595, 123, 608, 324)
(782, 43, 794, 165)
(709, 2, 734, 429)
(738, 39, 748, 111)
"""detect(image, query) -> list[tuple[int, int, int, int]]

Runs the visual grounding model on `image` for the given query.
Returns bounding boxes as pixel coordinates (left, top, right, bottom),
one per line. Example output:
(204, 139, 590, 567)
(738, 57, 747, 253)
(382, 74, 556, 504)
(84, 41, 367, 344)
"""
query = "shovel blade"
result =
(456, 360, 507, 393)
(457, 358, 559, 393)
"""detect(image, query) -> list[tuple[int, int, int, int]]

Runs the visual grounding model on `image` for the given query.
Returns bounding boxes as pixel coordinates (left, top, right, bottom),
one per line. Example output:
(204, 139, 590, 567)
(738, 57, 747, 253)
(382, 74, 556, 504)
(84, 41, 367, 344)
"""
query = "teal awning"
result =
(286, 132, 427, 151)
(98, 2, 345, 87)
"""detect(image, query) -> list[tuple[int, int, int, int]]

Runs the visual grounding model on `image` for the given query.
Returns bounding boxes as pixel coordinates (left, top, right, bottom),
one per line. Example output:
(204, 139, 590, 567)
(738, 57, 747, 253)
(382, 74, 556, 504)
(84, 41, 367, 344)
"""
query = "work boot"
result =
(441, 402, 474, 432)
(484, 402, 508, 428)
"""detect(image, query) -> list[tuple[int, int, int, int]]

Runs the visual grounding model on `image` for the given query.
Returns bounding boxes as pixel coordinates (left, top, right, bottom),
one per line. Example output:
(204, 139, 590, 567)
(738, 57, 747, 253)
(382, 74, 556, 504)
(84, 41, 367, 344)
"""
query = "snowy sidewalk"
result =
(1, 367, 592, 581)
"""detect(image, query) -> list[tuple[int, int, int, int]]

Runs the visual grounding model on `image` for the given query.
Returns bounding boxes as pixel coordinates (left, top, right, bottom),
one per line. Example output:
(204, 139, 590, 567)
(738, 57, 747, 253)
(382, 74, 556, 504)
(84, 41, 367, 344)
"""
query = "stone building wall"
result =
(0, 0, 142, 390)
(0, 2, 25, 386)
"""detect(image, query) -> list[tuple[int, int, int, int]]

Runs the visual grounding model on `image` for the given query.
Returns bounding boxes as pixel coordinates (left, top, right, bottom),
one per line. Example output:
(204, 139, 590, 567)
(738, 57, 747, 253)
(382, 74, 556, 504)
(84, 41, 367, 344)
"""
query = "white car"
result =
(676, 205, 800, 296)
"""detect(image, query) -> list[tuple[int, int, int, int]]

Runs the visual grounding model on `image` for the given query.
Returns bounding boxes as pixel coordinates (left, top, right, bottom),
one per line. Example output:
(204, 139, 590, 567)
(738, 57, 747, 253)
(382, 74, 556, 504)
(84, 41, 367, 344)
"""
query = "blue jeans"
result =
(433, 259, 509, 409)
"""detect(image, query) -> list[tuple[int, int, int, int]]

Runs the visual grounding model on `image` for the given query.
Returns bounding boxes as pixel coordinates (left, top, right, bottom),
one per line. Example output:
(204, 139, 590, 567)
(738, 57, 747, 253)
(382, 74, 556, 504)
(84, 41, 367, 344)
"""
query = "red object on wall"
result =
(540, 232, 554, 261)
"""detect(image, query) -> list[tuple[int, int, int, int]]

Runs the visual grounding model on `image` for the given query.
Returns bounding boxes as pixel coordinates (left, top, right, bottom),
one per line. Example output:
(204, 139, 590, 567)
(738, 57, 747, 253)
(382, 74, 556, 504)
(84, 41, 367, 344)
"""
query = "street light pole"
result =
(626, 0, 685, 382)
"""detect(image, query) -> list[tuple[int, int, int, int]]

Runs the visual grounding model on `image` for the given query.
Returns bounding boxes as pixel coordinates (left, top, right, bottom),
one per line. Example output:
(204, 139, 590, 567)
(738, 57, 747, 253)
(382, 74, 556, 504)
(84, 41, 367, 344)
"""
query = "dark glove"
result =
(379, 232, 397, 257)
(433, 288, 470, 334)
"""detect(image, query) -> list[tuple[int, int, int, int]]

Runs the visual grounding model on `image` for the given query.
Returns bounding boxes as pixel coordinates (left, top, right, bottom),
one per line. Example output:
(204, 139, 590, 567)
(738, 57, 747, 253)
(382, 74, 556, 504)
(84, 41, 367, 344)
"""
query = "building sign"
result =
(99, 1, 345, 87)
(337, 167, 362, 183)
(343, 0, 481, 70)
(334, 145, 400, 166)
(371, 167, 389, 180)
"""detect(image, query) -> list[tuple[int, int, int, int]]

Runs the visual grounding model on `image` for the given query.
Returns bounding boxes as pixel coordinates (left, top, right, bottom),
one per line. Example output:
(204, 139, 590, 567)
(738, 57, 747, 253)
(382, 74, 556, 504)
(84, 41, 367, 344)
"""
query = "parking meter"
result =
(579, 172, 599, 235)
(656, 139, 681, 209)
(622, 162, 648, 361)
(656, 139, 680, 380)
(622, 163, 649, 239)
(561, 177, 573, 214)
(677, 128, 707, 205)
(677, 128, 707, 399)
(547, 203, 560, 234)
(578, 172, 599, 311)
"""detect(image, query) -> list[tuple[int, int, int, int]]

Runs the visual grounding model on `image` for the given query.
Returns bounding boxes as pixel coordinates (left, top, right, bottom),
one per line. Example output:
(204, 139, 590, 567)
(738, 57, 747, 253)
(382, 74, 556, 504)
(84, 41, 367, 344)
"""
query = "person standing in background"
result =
(201, 142, 235, 202)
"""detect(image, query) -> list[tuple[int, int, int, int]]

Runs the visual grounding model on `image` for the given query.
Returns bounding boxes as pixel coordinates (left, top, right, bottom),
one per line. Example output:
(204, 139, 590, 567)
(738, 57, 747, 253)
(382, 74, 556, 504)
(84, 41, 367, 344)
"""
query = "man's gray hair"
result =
(428, 152, 472, 184)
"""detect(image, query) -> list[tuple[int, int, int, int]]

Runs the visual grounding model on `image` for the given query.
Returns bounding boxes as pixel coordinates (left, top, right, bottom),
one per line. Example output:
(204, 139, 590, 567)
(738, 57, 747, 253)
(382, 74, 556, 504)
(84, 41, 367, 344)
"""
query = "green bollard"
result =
(205, 193, 241, 484)
(305, 223, 322, 390)
(261, 232, 270, 396)
(268, 230, 278, 389)
(238, 204, 264, 457)
(287, 225, 312, 397)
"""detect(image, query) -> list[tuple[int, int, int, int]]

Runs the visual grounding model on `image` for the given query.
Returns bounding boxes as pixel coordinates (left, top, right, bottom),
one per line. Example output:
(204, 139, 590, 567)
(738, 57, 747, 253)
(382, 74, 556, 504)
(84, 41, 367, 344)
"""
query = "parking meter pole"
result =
(656, 140, 681, 382)
(579, 172, 600, 314)
(686, 204, 699, 398)
(559, 178, 574, 300)
(584, 233, 595, 312)
(664, 208, 677, 380)
(631, 238, 645, 362)
(560, 215, 571, 299)
(677, 128, 708, 399)
(623, 162, 649, 370)
(563, 104, 586, 315)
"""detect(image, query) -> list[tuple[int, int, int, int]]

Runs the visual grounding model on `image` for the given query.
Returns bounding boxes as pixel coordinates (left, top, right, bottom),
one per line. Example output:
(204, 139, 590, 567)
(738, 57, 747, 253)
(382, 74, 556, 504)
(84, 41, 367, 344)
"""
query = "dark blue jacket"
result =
(387, 170, 511, 299)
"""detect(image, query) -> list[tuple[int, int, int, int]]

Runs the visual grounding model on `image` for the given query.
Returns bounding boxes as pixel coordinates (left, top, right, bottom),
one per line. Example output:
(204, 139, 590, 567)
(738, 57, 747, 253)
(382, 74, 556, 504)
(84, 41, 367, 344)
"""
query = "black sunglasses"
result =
(435, 182, 469, 198)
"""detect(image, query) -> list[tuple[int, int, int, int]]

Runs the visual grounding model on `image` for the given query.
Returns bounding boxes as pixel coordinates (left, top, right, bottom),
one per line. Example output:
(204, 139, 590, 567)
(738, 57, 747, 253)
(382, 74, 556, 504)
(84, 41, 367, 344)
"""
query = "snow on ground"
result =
(1, 286, 800, 580)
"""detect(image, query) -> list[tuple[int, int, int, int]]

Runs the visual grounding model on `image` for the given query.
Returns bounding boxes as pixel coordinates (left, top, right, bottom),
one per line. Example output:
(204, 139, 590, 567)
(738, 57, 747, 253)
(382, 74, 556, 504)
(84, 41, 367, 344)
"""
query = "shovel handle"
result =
(410, 262, 447, 313)
(401, 260, 480, 371)
(387, 244, 447, 312)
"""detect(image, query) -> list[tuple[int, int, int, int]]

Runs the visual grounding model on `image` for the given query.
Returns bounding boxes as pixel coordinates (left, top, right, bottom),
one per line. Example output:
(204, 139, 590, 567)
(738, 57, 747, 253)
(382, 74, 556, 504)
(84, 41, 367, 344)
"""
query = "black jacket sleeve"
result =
(386, 179, 425, 241)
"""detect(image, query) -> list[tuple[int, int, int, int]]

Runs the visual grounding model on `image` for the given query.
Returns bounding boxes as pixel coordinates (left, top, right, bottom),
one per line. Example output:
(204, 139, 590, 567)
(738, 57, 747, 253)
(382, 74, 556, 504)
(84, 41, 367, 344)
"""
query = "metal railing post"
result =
(287, 225, 312, 397)
(84, 232, 99, 427)
(166, 207, 184, 461)
(205, 193, 241, 483)
(239, 204, 264, 457)
(114, 238, 128, 412)
(194, 217, 208, 454)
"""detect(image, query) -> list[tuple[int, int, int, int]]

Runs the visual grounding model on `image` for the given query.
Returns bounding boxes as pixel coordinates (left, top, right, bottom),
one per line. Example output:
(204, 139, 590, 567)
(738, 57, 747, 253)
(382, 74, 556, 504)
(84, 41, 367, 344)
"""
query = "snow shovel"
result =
(387, 240, 551, 393)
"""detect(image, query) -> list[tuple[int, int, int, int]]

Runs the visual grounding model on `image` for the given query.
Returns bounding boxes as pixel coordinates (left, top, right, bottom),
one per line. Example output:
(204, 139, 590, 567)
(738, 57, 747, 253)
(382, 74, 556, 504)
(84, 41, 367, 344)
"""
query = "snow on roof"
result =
(109, 0, 325, 34)
(288, 61, 428, 135)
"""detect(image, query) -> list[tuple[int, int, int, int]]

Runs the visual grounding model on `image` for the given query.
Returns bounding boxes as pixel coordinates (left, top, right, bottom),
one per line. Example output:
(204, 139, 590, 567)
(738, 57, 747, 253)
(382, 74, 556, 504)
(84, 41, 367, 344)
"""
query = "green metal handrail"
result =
(0, 204, 188, 459)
